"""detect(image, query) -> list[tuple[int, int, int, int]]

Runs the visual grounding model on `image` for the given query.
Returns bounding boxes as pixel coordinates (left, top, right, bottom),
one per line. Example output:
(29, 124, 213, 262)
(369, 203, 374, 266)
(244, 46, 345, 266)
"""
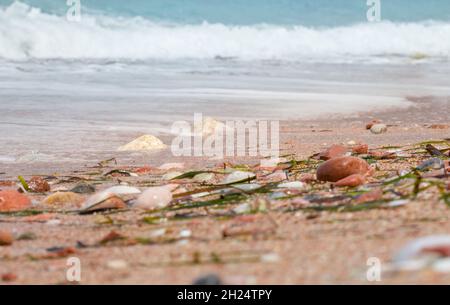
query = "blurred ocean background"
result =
(0, 0, 449, 163)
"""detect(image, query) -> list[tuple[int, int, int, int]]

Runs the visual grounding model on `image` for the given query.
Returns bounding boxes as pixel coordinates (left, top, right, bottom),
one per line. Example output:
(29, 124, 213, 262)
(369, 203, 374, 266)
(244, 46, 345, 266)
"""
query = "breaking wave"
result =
(1, 1, 450, 62)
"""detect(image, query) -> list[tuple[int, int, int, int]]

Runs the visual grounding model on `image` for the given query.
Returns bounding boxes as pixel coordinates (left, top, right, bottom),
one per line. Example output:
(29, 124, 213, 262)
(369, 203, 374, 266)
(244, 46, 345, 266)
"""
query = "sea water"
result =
(0, 0, 449, 163)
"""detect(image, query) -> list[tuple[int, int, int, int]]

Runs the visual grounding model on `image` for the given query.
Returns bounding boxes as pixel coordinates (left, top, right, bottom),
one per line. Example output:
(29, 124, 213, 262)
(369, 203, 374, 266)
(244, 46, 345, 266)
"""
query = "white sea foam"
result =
(1, 2, 450, 62)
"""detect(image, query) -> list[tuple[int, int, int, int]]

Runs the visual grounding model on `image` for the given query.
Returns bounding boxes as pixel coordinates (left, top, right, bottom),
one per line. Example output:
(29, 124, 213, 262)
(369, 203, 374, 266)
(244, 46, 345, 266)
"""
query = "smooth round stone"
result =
(71, 183, 95, 194)
(0, 190, 31, 212)
(0, 230, 13, 246)
(352, 144, 369, 154)
(316, 156, 371, 182)
(334, 174, 366, 187)
(319, 144, 348, 160)
(43, 192, 84, 207)
(370, 124, 388, 134)
(134, 186, 172, 210)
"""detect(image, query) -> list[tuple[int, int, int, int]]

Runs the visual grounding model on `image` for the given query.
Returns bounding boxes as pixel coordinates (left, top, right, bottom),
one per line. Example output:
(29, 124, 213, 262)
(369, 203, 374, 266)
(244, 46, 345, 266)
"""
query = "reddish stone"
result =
(135, 166, 152, 174)
(319, 144, 348, 161)
(356, 188, 383, 204)
(428, 124, 449, 130)
(28, 176, 50, 193)
(352, 144, 369, 154)
(366, 120, 381, 130)
(299, 173, 316, 183)
(317, 156, 371, 182)
(1, 273, 17, 282)
(0, 190, 32, 212)
(369, 151, 396, 159)
(0, 230, 14, 246)
(334, 174, 366, 187)
(422, 246, 450, 257)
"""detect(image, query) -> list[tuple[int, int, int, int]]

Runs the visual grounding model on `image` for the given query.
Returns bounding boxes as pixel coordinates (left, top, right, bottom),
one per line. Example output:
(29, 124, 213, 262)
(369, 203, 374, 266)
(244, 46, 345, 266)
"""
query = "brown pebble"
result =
(1, 273, 17, 282)
(28, 176, 50, 193)
(366, 120, 381, 130)
(0, 230, 14, 246)
(334, 174, 366, 187)
(319, 144, 348, 160)
(356, 188, 383, 204)
(428, 124, 449, 130)
(352, 144, 369, 154)
(0, 190, 32, 212)
(317, 156, 371, 182)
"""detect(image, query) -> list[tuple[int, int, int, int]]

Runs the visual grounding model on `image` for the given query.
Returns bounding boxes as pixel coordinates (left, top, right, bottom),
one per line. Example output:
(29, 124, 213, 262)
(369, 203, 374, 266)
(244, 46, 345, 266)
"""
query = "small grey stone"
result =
(370, 124, 388, 134)
(192, 273, 223, 285)
(71, 183, 95, 194)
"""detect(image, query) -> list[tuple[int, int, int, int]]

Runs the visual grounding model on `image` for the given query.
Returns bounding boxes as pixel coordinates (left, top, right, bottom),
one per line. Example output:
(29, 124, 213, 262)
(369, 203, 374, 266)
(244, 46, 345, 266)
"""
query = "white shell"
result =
(158, 163, 185, 170)
(134, 186, 173, 210)
(103, 186, 141, 195)
(222, 171, 256, 184)
(278, 181, 305, 189)
(393, 235, 450, 263)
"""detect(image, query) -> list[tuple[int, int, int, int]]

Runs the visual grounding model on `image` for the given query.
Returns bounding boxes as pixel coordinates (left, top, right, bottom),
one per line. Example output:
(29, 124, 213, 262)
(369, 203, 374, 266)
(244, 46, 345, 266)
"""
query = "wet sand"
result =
(0, 96, 449, 284)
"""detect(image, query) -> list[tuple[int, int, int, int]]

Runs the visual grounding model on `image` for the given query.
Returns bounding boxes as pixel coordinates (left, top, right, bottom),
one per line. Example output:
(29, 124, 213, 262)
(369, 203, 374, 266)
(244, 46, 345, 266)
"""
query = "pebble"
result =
(356, 188, 383, 204)
(1, 273, 17, 282)
(0, 230, 14, 246)
(43, 192, 84, 207)
(28, 176, 50, 193)
(370, 124, 388, 134)
(416, 158, 444, 171)
(366, 119, 381, 130)
(134, 186, 173, 210)
(0, 190, 32, 212)
(334, 174, 366, 187)
(193, 274, 223, 285)
(106, 260, 129, 270)
(71, 183, 95, 194)
(319, 144, 348, 160)
(117, 135, 167, 151)
(351, 144, 369, 154)
(316, 156, 371, 182)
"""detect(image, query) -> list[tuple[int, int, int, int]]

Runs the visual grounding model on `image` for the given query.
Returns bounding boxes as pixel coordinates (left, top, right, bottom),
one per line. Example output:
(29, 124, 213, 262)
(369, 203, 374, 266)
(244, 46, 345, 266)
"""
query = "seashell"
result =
(134, 186, 173, 210)
(81, 192, 127, 213)
(221, 171, 256, 184)
(158, 163, 185, 170)
(393, 235, 450, 263)
(103, 186, 141, 195)
(278, 181, 305, 189)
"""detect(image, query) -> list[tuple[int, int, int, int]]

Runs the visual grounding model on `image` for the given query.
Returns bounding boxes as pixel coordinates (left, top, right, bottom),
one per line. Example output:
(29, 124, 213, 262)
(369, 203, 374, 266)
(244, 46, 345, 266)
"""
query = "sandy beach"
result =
(1, 96, 449, 285)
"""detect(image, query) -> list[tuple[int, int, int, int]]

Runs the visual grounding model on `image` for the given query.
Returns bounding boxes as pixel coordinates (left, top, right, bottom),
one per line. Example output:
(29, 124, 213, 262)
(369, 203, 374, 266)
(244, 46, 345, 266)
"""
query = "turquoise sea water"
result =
(1, 0, 450, 26)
